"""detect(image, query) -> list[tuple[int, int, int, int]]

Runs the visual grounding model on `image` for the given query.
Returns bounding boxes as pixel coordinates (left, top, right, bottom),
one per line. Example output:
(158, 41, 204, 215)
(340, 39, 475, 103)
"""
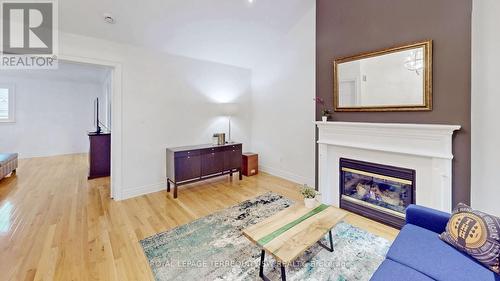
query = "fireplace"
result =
(339, 158, 416, 229)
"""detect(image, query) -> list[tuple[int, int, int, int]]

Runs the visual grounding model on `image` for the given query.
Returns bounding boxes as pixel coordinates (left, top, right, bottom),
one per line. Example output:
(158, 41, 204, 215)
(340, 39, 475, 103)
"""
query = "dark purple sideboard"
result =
(88, 132, 111, 179)
(166, 143, 242, 198)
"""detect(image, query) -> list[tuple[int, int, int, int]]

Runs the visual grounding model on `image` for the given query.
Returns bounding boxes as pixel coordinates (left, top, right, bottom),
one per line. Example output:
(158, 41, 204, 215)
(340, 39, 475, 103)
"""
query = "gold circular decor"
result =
(448, 212, 487, 249)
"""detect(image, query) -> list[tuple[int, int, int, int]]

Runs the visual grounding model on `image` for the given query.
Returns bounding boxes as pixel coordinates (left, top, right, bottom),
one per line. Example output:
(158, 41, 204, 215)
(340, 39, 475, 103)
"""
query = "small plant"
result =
(300, 184, 319, 199)
(321, 109, 332, 118)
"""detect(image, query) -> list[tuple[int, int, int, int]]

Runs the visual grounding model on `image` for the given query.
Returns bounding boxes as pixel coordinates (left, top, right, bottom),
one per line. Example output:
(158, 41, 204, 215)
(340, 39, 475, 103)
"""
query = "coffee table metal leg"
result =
(259, 250, 287, 281)
(280, 263, 286, 281)
(318, 230, 334, 252)
(260, 250, 265, 278)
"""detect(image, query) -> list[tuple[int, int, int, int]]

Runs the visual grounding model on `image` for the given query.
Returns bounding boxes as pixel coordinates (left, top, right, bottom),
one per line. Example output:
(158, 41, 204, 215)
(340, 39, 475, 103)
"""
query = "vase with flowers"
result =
(314, 96, 332, 122)
(321, 109, 332, 122)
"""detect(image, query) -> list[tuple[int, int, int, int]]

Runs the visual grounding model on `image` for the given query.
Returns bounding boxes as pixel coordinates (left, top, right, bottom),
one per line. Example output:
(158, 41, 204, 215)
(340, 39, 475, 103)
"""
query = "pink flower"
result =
(314, 96, 325, 105)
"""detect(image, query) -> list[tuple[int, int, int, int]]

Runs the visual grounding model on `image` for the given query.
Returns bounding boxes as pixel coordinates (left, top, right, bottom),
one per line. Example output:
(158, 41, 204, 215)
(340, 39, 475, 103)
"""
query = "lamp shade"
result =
(220, 103, 238, 116)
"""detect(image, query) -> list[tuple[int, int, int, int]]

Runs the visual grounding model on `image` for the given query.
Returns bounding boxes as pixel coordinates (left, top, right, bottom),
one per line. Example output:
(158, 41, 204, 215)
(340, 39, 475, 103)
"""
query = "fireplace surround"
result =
(340, 158, 416, 228)
(317, 121, 461, 224)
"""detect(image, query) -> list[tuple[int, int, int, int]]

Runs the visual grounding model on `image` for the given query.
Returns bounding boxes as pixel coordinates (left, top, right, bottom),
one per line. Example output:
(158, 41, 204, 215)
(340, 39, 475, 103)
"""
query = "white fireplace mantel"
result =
(316, 121, 461, 212)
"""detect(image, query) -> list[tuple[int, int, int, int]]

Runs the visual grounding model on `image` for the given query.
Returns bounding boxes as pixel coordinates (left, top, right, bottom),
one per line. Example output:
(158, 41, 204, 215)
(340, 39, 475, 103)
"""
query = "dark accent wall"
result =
(316, 0, 472, 206)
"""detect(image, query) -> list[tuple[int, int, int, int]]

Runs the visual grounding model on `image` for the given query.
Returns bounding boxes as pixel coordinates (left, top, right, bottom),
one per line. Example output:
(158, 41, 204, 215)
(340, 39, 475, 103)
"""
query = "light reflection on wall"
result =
(200, 116, 229, 141)
(174, 59, 251, 146)
(207, 90, 240, 104)
(185, 65, 250, 104)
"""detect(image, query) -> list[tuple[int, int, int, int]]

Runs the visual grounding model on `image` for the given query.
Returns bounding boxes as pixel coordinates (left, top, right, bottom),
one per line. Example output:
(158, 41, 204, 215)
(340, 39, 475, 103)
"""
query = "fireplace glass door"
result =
(340, 158, 415, 228)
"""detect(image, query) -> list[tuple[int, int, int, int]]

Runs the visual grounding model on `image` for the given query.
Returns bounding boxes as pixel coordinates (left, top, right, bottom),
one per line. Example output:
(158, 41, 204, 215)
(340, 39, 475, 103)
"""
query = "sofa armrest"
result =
(405, 204, 451, 234)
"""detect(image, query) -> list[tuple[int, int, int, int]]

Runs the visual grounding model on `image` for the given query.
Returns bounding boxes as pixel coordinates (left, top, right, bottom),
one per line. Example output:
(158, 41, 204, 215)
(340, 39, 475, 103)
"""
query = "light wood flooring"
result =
(0, 154, 398, 281)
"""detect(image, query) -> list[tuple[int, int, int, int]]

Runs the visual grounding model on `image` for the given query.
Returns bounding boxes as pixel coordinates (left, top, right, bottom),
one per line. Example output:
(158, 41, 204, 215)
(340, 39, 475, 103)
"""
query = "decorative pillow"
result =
(440, 203, 500, 274)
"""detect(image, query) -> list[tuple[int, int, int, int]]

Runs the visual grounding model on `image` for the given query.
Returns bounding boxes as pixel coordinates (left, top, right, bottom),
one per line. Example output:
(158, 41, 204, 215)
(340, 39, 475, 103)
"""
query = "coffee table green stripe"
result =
(257, 204, 329, 246)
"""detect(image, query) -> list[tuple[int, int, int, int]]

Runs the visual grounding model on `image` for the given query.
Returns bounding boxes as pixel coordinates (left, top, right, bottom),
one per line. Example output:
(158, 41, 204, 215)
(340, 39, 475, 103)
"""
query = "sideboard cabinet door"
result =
(201, 151, 224, 176)
(224, 146, 242, 170)
(175, 155, 201, 182)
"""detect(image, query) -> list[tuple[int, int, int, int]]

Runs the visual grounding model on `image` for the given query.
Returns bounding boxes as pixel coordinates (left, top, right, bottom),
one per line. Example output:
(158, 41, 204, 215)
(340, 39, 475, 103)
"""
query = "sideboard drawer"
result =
(175, 150, 201, 158)
(201, 147, 225, 154)
(224, 144, 242, 151)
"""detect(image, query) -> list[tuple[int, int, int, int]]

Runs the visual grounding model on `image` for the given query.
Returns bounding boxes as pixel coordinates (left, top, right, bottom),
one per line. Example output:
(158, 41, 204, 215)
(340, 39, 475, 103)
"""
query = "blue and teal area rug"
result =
(140, 192, 391, 281)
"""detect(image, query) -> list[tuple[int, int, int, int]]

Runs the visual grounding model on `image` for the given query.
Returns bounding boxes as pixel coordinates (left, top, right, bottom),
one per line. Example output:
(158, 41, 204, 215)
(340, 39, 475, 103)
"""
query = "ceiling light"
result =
(103, 13, 115, 24)
(248, 0, 254, 3)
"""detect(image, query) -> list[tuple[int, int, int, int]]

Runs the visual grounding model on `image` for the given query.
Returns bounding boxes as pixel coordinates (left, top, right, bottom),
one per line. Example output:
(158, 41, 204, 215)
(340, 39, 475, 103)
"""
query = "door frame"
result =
(59, 55, 123, 200)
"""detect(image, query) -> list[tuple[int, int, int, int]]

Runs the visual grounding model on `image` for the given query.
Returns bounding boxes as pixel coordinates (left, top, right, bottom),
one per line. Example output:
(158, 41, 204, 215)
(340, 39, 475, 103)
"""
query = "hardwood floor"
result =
(0, 154, 398, 281)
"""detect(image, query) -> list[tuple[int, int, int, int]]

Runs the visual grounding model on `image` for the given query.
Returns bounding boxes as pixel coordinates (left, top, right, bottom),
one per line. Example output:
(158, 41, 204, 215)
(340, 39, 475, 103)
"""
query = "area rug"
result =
(140, 192, 391, 281)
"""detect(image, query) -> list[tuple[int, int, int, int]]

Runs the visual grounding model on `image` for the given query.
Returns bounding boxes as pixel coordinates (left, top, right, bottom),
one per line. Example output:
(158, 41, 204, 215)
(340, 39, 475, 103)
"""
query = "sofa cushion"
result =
(440, 203, 500, 274)
(387, 224, 500, 281)
(370, 259, 434, 281)
(0, 153, 18, 166)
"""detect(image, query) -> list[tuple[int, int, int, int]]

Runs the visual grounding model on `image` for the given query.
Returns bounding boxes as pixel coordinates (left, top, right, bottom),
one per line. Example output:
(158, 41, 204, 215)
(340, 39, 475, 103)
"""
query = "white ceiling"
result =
(59, 0, 314, 68)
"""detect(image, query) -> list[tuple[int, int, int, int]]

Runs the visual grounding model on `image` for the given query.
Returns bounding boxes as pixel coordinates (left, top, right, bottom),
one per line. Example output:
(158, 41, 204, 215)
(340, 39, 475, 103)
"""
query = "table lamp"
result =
(220, 103, 238, 143)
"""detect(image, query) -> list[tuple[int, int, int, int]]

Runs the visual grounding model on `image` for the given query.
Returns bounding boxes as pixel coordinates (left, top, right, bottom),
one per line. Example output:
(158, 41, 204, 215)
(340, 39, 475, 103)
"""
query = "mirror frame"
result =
(333, 40, 433, 112)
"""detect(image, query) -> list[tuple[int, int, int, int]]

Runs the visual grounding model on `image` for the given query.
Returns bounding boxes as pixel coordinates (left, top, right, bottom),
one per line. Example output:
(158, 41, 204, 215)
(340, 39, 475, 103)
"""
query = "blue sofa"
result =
(371, 204, 500, 281)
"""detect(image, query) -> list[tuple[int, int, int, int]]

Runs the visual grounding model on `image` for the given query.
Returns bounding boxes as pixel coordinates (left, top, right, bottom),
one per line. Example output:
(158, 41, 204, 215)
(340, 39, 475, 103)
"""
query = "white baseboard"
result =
(259, 165, 314, 186)
(116, 167, 313, 200)
(118, 182, 166, 200)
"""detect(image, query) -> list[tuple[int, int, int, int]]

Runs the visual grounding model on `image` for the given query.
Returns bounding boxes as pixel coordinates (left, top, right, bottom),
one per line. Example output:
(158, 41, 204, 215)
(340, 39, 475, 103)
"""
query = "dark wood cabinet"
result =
(242, 153, 258, 177)
(166, 143, 242, 198)
(88, 132, 111, 179)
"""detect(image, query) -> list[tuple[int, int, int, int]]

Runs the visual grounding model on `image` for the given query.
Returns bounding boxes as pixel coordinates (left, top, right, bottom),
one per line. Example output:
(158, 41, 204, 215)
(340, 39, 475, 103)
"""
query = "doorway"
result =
(0, 57, 122, 199)
(60, 56, 122, 200)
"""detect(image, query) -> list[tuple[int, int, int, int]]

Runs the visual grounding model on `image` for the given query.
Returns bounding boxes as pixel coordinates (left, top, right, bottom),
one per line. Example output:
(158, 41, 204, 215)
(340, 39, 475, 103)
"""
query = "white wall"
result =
(59, 32, 252, 199)
(250, 3, 316, 186)
(0, 66, 108, 158)
(471, 0, 500, 215)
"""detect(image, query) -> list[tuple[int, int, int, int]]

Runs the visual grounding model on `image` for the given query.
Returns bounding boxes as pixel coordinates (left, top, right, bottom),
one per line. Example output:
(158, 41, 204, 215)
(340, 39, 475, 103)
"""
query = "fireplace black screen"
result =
(339, 158, 416, 229)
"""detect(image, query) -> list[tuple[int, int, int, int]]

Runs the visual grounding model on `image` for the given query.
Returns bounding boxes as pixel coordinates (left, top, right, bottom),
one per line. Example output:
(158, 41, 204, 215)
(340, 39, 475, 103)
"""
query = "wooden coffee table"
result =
(242, 203, 347, 281)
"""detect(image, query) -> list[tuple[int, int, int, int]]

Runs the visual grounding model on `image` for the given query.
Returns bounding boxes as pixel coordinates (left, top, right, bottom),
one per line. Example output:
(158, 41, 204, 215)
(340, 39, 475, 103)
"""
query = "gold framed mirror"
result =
(333, 40, 432, 112)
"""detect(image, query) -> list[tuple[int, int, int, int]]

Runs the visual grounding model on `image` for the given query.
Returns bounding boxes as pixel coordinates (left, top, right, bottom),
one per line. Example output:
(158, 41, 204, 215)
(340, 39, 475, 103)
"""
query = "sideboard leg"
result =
(239, 169, 242, 180)
(173, 184, 178, 199)
(167, 180, 171, 192)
